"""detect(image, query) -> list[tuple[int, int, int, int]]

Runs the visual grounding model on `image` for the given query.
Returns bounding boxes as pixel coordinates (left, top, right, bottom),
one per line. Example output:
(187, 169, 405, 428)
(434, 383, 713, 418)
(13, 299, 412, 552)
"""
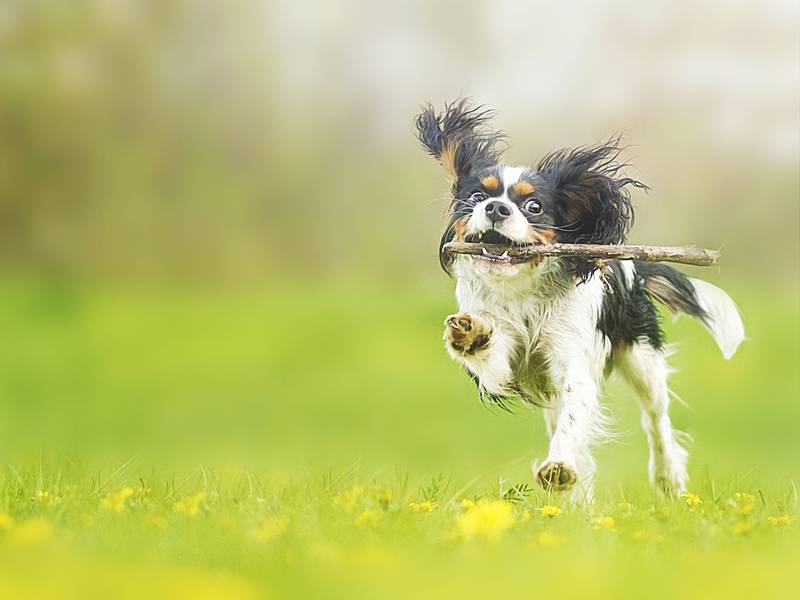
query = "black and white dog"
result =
(415, 99, 744, 502)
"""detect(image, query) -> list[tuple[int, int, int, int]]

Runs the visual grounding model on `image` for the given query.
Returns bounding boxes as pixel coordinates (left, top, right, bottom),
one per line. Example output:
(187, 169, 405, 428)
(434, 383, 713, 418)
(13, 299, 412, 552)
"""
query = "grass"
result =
(0, 277, 797, 598)
(0, 466, 797, 599)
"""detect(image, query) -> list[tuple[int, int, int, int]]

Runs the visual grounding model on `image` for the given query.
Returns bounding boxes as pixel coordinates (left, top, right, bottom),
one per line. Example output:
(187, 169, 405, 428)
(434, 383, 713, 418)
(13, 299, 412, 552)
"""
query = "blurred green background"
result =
(0, 0, 798, 487)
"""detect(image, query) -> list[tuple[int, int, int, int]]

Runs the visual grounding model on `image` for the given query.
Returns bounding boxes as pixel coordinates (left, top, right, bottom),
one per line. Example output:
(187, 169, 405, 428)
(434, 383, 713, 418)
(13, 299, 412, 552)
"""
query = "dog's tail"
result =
(636, 263, 745, 359)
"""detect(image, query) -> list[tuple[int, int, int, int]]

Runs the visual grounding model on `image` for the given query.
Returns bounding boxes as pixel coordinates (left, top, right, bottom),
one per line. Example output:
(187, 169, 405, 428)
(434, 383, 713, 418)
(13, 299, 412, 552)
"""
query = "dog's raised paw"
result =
(444, 313, 491, 354)
(536, 461, 577, 492)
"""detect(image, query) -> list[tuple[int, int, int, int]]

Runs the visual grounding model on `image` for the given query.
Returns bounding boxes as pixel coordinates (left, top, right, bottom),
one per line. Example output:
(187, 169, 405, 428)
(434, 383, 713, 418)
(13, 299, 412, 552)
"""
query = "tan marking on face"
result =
(511, 181, 535, 196)
(528, 225, 556, 246)
(451, 215, 471, 241)
(480, 175, 500, 193)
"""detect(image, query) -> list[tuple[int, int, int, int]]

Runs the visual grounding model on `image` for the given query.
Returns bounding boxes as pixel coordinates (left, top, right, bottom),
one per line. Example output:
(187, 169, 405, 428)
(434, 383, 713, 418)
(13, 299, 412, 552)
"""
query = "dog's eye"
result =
(470, 191, 487, 203)
(524, 199, 543, 215)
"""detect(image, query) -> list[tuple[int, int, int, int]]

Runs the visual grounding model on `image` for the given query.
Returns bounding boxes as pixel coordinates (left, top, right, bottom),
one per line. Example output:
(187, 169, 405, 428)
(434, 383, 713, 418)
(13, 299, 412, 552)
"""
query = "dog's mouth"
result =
(464, 229, 520, 247)
(463, 229, 531, 264)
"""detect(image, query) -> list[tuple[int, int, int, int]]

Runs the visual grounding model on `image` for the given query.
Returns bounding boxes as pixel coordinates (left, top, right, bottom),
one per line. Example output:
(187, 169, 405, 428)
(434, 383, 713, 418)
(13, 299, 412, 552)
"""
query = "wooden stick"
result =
(442, 242, 720, 266)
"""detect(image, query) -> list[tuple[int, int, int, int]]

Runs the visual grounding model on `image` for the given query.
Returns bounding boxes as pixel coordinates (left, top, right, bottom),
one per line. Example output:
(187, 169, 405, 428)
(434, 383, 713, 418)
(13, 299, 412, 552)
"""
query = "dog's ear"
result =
(415, 98, 505, 189)
(538, 138, 647, 245)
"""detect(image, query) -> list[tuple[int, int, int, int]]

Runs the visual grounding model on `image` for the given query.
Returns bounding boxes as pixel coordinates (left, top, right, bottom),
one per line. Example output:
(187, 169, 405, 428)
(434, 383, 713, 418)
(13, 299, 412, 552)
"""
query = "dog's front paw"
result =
(444, 313, 491, 355)
(536, 461, 577, 492)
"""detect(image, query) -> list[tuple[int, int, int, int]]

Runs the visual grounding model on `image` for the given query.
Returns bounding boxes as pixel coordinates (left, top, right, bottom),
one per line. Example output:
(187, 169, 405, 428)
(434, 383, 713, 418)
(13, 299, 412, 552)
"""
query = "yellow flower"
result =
(409, 500, 437, 513)
(455, 499, 516, 543)
(460, 499, 476, 511)
(253, 516, 288, 541)
(377, 488, 393, 506)
(31, 490, 62, 507)
(767, 515, 792, 527)
(333, 485, 364, 510)
(0, 512, 15, 530)
(734, 492, 756, 514)
(631, 529, 649, 541)
(593, 515, 616, 531)
(521, 509, 532, 521)
(354, 509, 380, 527)
(681, 492, 703, 509)
(539, 505, 562, 517)
(174, 491, 207, 517)
(8, 518, 54, 545)
(100, 486, 134, 513)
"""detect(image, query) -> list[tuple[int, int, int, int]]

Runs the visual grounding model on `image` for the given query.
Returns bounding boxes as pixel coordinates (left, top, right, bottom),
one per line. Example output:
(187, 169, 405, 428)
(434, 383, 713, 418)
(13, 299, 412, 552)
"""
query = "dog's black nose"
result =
(484, 200, 512, 223)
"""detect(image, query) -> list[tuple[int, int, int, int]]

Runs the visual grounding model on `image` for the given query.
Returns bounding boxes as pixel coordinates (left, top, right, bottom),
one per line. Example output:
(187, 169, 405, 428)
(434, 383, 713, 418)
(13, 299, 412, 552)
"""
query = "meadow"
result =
(2, 2, 797, 598)
(0, 277, 797, 599)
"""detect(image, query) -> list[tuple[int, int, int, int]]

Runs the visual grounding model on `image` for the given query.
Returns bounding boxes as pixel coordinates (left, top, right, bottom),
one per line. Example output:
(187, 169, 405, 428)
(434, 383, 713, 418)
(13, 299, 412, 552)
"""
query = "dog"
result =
(415, 99, 745, 502)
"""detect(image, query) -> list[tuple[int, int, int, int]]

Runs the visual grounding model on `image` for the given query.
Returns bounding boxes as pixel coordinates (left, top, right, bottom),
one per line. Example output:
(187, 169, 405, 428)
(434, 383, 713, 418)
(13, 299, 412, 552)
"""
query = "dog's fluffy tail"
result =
(636, 263, 745, 359)
(688, 279, 746, 359)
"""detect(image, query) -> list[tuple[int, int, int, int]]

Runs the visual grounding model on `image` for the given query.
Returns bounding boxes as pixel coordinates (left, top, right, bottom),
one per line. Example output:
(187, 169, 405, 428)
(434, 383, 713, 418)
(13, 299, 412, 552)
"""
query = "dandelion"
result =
(174, 491, 207, 517)
(734, 492, 756, 515)
(681, 492, 703, 510)
(101, 486, 134, 513)
(521, 509, 532, 521)
(460, 499, 476, 511)
(8, 518, 54, 545)
(0, 512, 15, 530)
(377, 488, 393, 507)
(354, 509, 380, 527)
(767, 515, 792, 527)
(333, 485, 364, 510)
(539, 505, 562, 517)
(409, 500, 437, 513)
(593, 515, 616, 531)
(455, 499, 515, 543)
(253, 516, 288, 541)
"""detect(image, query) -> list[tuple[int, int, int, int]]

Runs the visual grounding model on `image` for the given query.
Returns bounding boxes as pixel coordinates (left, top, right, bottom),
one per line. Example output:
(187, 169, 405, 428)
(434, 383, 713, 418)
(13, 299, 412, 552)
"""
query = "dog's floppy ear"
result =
(537, 137, 648, 280)
(415, 98, 505, 189)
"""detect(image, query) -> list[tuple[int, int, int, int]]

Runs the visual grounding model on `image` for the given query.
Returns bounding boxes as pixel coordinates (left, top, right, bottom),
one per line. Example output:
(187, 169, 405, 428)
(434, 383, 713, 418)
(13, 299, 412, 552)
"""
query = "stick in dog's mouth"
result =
(443, 241, 721, 267)
(462, 230, 534, 263)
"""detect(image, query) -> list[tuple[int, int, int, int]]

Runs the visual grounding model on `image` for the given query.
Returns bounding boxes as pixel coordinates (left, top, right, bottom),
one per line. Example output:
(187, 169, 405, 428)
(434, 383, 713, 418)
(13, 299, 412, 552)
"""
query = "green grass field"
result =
(0, 278, 797, 599)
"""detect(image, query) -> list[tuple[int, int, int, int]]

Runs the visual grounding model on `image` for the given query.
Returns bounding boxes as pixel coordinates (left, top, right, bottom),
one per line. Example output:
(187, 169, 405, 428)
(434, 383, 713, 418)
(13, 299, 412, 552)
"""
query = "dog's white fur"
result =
(445, 166, 744, 502)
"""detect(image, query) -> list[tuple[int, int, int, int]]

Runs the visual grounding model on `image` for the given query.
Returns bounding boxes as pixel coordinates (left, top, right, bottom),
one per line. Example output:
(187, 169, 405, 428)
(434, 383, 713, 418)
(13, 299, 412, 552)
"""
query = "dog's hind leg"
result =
(618, 343, 688, 495)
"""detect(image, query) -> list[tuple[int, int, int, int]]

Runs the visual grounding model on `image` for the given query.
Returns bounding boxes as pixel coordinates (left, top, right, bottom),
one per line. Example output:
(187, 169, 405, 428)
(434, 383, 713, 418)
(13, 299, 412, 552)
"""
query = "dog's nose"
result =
(484, 200, 512, 223)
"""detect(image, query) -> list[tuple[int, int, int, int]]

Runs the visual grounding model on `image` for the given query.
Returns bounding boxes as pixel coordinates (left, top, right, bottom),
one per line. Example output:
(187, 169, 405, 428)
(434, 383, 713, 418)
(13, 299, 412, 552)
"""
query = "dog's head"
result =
(415, 99, 647, 280)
